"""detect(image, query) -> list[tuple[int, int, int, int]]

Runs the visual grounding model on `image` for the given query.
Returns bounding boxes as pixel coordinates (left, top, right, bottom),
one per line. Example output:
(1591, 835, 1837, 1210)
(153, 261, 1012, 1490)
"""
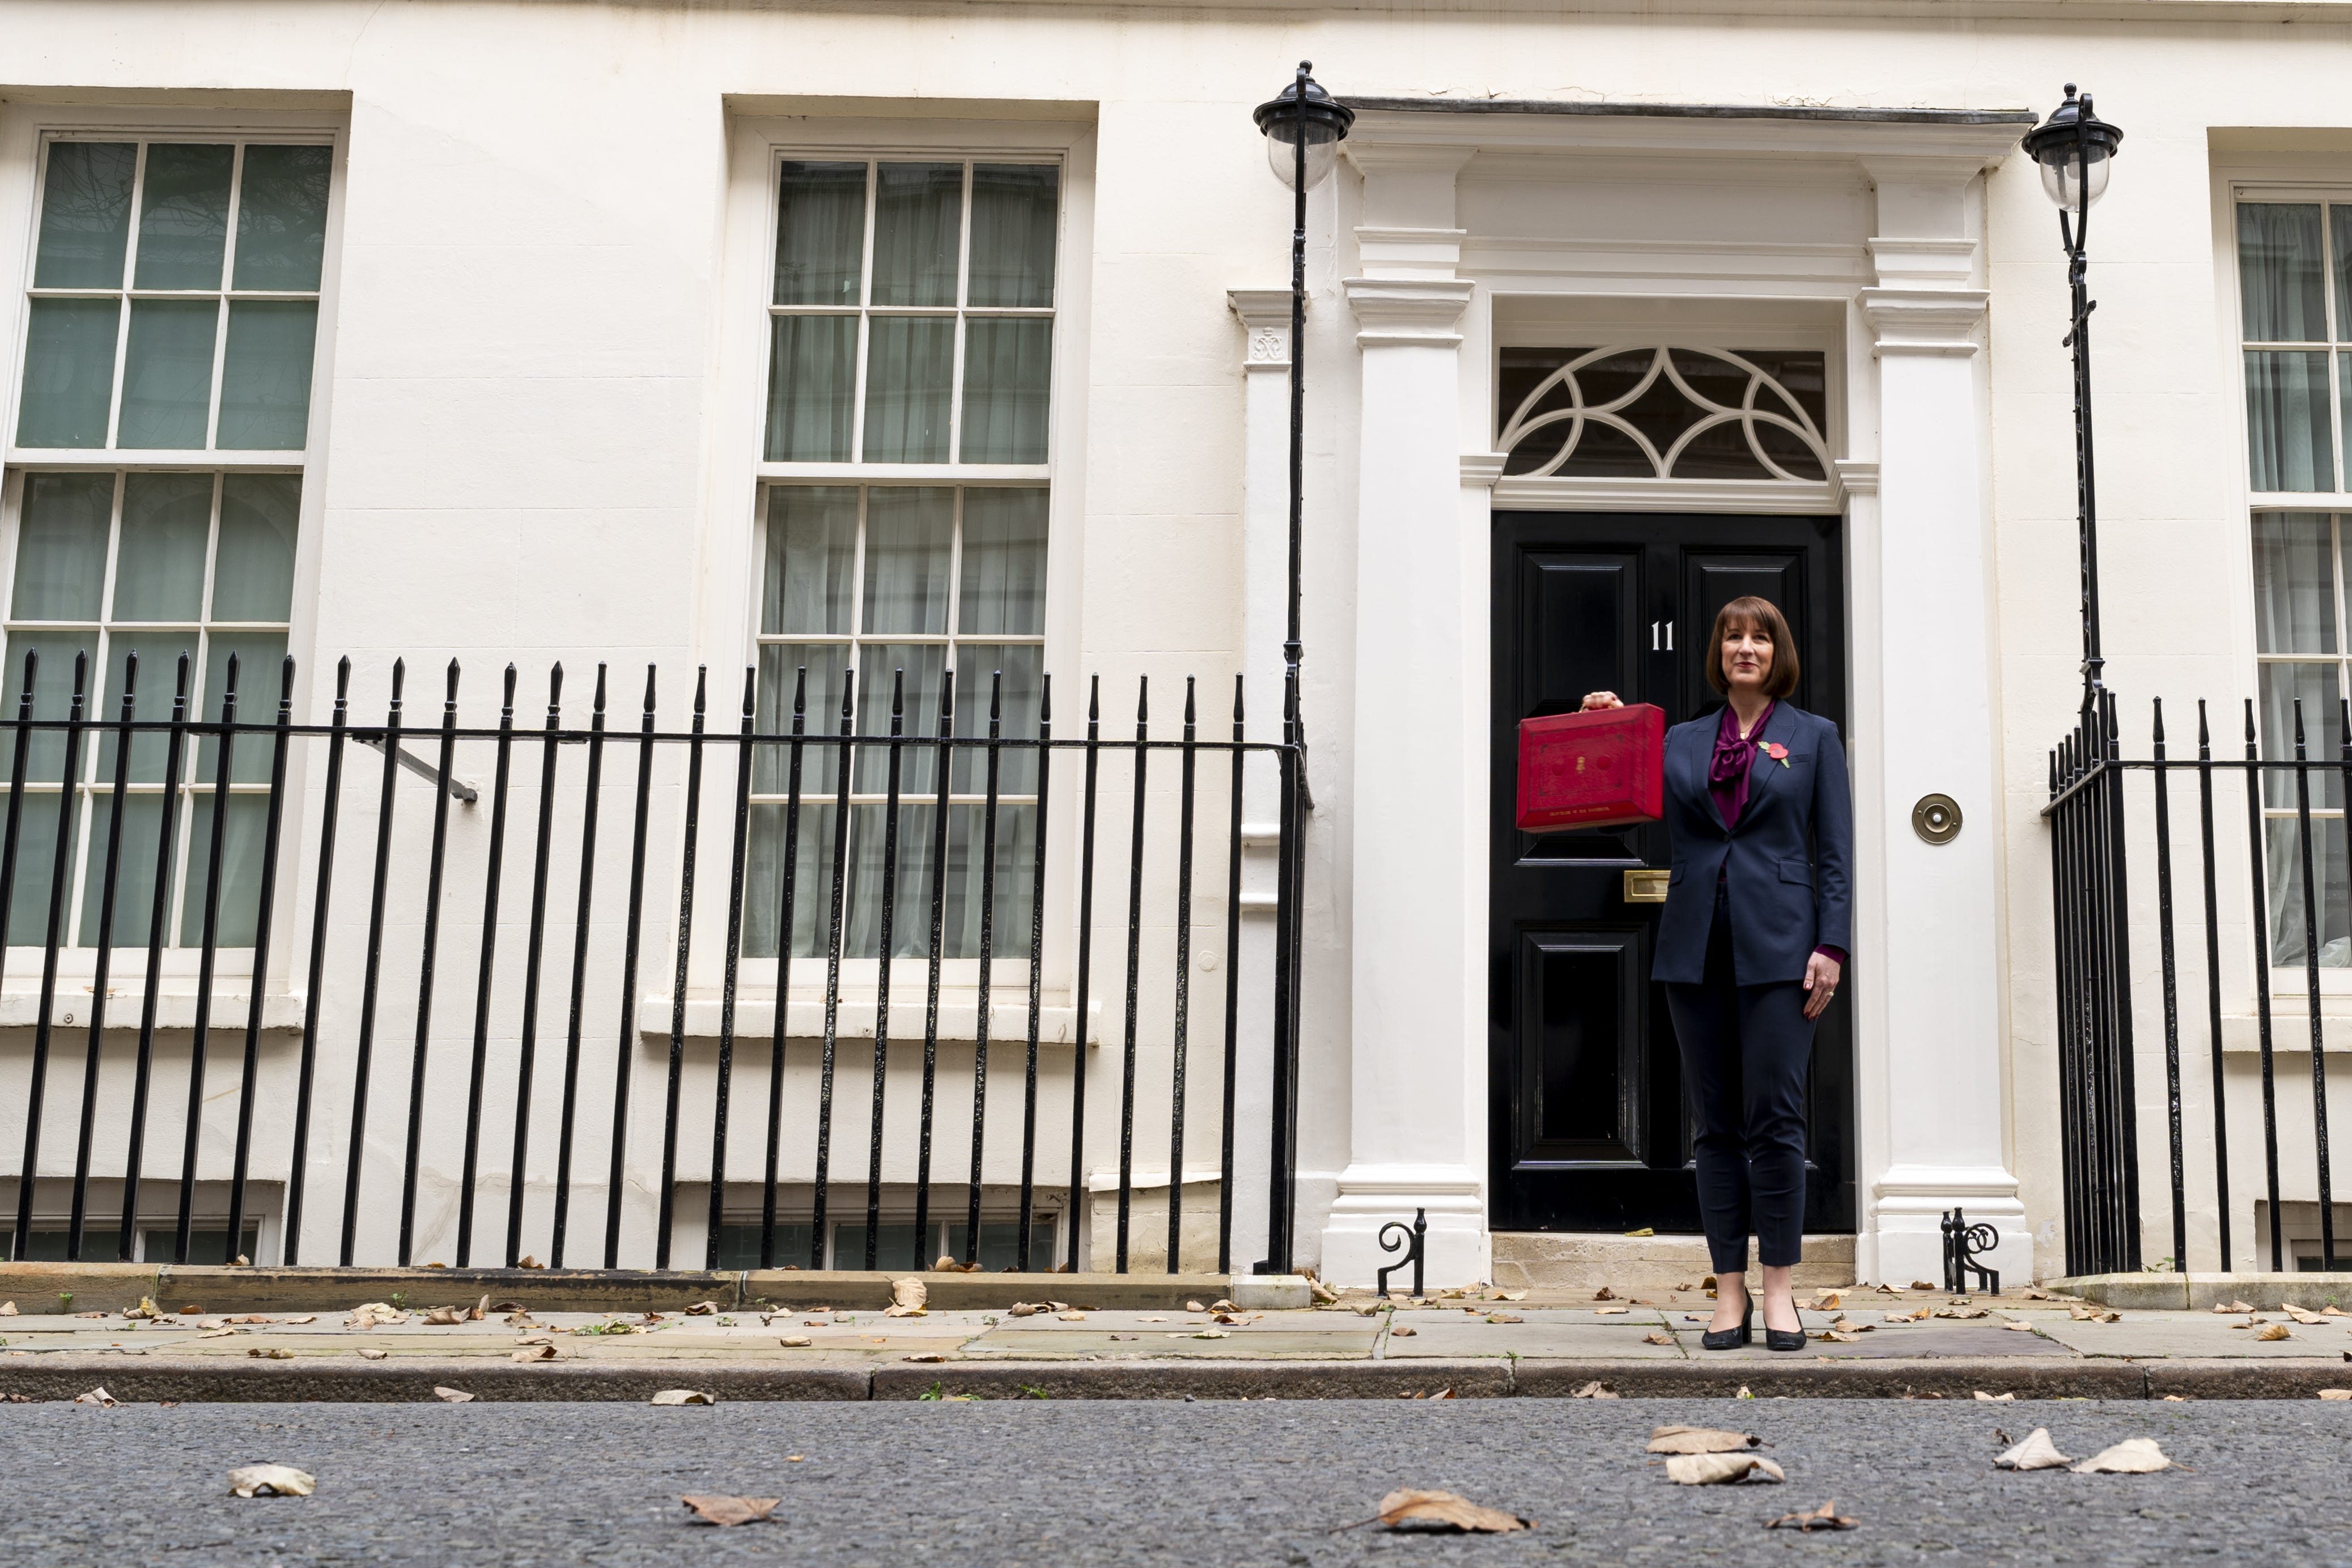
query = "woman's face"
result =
(1721, 621, 1774, 694)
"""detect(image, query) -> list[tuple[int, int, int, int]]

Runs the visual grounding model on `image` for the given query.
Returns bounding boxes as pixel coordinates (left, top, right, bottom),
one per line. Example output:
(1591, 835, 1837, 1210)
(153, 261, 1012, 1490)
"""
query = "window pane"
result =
(3, 787, 74, 945)
(852, 643, 948, 794)
(869, 163, 961, 308)
(860, 487, 952, 634)
(763, 315, 856, 462)
(754, 643, 850, 796)
(33, 141, 135, 288)
(117, 299, 218, 450)
(953, 643, 1042, 796)
(231, 145, 332, 292)
(2266, 814, 2351, 969)
(861, 316, 953, 462)
(843, 800, 942, 958)
(959, 318, 1052, 464)
(194, 632, 290, 785)
(1, 631, 97, 787)
(96, 632, 198, 785)
(113, 473, 212, 621)
(2258, 660, 2343, 809)
(745, 799, 838, 960)
(939, 801, 1035, 960)
(967, 164, 1058, 309)
(216, 300, 317, 449)
(762, 486, 857, 635)
(12, 473, 113, 620)
(16, 298, 121, 449)
(2336, 207, 2352, 342)
(944, 1218, 1053, 1271)
(2246, 351, 2334, 491)
(214, 474, 300, 621)
(177, 791, 269, 947)
(77, 792, 173, 949)
(831, 1222, 923, 1270)
(133, 144, 233, 291)
(714, 1222, 815, 1269)
(774, 161, 867, 306)
(960, 489, 1047, 635)
(2240, 203, 2329, 342)
(2253, 512, 2336, 654)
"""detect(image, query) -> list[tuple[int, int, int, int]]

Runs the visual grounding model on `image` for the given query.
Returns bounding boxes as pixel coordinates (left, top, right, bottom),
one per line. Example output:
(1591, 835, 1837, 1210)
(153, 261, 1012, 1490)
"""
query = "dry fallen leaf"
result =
(1595, 1306, 1631, 1316)
(2067, 1304, 2122, 1323)
(0, 1301, 15, 1315)
(228, 1465, 315, 1498)
(1646, 1425, 1759, 1455)
(651, 1389, 717, 1406)
(1828, 1316, 1871, 1333)
(903, 1353, 947, 1363)
(2003, 1320, 2039, 1332)
(1190, 1328, 1230, 1340)
(1766, 1499, 1857, 1533)
(74, 1387, 117, 1407)
(1310, 1280, 1341, 1304)
(1208, 1299, 1236, 1313)
(1909, 1280, 1937, 1290)
(1572, 1380, 1618, 1399)
(1389, 1324, 1416, 1337)
(2283, 1304, 2327, 1325)
(1665, 1454, 1785, 1486)
(1885, 1307, 1933, 1323)
(1643, 1331, 1675, 1346)
(432, 1387, 475, 1403)
(2019, 1286, 2054, 1301)
(198, 1328, 235, 1340)
(2255, 1323, 2293, 1341)
(1058, 1311, 1088, 1322)
(778, 1336, 813, 1348)
(1973, 1391, 2015, 1402)
(682, 1301, 718, 1316)
(1488, 1314, 1525, 1325)
(1495, 1290, 1527, 1302)
(1937, 1306, 1989, 1320)
(1373, 1489, 1532, 1533)
(248, 1348, 295, 1360)
(356, 1348, 388, 1360)
(2073, 1439, 2172, 1474)
(2214, 1299, 2256, 1315)
(1593, 1287, 1616, 1302)
(1185, 1299, 1206, 1312)
(422, 1306, 465, 1326)
(2316, 1388, 2352, 1400)
(1816, 1330, 1861, 1344)
(680, 1494, 779, 1527)
(512, 1345, 566, 1363)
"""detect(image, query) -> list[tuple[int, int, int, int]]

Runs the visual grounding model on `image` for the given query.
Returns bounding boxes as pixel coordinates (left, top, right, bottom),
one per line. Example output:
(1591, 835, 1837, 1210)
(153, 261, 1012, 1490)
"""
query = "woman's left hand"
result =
(1802, 951, 1842, 1021)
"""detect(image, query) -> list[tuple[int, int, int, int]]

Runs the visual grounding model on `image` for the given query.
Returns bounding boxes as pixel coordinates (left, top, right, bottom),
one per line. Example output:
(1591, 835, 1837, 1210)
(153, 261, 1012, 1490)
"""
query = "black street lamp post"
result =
(2023, 84, 2125, 704)
(1251, 63, 1353, 747)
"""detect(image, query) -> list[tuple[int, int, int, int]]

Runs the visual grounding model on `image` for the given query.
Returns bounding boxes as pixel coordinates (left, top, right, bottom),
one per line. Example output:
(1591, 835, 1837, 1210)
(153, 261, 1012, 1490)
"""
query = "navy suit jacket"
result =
(1652, 701, 1853, 987)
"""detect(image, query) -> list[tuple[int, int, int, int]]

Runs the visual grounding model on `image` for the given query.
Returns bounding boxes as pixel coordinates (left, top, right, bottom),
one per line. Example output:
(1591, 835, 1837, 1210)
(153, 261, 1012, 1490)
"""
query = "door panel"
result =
(1489, 512, 1852, 1236)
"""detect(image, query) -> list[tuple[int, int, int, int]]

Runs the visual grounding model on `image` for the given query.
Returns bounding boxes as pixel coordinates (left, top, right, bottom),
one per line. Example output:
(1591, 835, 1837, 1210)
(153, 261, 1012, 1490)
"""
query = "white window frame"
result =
(2224, 178, 2352, 991)
(703, 111, 1094, 1023)
(0, 102, 347, 982)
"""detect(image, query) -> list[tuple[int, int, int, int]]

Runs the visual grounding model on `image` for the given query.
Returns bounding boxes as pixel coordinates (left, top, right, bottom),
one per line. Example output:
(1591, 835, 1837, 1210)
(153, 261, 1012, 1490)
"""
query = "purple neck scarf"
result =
(1708, 700, 1774, 831)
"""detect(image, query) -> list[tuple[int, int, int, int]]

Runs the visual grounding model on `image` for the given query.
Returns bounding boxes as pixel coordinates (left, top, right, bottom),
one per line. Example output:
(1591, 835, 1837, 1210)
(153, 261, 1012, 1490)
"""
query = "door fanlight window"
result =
(1496, 346, 1831, 482)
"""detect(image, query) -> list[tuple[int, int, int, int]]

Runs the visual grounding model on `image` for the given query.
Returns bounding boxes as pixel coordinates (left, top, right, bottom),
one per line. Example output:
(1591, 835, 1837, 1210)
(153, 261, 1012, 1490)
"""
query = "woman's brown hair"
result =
(1705, 596, 1799, 699)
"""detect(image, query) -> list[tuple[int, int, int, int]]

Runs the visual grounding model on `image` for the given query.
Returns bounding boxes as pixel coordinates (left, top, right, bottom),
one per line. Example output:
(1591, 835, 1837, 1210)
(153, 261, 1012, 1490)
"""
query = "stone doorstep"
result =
(4, 1353, 2347, 1402)
(0, 1263, 1233, 1315)
(1491, 1233, 1857, 1294)
(2057, 1272, 2352, 1312)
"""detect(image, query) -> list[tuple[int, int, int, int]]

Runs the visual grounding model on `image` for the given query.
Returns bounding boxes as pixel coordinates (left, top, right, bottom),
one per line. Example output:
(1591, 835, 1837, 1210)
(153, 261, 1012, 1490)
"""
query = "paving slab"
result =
(2027, 1308, 2352, 1358)
(1382, 1319, 1687, 1359)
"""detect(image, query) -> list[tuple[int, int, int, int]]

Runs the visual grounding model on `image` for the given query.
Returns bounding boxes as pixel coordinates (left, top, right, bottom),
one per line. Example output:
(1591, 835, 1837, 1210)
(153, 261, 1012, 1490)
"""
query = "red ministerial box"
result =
(1515, 704, 1666, 832)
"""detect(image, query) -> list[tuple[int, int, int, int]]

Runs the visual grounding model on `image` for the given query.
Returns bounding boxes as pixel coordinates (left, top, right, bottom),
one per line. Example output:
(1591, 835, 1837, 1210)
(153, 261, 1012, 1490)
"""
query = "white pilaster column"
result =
(1856, 156, 2030, 1287)
(1319, 144, 1485, 1287)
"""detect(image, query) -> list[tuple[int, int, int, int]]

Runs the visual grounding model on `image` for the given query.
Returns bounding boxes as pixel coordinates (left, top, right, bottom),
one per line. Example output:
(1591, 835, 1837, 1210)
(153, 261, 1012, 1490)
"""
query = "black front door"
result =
(1487, 511, 1853, 1236)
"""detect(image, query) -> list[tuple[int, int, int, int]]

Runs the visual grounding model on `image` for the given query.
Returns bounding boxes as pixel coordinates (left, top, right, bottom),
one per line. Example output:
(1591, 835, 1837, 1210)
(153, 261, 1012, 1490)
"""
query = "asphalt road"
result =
(4, 1397, 2346, 1566)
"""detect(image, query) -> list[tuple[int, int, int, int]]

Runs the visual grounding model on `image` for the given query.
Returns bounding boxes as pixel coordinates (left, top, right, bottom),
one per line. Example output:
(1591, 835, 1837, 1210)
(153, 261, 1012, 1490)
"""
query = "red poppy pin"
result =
(1761, 741, 1790, 769)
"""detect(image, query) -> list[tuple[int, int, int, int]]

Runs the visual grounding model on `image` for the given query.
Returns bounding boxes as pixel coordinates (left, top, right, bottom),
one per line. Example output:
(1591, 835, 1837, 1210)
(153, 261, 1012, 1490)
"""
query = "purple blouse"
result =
(1710, 702, 1845, 970)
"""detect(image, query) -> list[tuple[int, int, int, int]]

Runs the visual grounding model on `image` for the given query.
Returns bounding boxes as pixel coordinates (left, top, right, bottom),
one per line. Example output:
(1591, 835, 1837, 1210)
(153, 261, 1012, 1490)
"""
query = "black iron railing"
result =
(0, 650, 1307, 1276)
(2045, 690, 2340, 1277)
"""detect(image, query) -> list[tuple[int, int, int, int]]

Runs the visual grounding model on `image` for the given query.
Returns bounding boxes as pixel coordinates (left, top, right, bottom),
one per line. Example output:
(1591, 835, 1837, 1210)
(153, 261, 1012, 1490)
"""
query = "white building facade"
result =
(3, 0, 2349, 1287)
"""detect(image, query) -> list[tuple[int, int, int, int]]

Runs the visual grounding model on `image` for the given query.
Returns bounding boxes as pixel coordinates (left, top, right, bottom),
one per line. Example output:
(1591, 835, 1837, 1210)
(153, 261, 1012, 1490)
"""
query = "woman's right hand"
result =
(1580, 691, 1625, 711)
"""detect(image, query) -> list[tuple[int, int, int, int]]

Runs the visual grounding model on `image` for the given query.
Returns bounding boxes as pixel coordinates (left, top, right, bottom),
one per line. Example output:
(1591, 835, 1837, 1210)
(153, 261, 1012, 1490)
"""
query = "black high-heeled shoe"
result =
(1763, 1311, 1807, 1353)
(1699, 1304, 1753, 1352)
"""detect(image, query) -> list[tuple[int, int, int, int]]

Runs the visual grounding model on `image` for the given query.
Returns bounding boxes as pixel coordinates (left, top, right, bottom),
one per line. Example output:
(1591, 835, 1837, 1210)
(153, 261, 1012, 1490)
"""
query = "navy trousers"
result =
(1662, 888, 1816, 1274)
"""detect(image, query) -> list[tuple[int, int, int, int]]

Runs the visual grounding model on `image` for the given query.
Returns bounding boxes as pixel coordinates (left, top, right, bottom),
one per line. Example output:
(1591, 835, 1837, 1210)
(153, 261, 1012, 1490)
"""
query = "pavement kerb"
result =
(9, 1353, 2349, 1402)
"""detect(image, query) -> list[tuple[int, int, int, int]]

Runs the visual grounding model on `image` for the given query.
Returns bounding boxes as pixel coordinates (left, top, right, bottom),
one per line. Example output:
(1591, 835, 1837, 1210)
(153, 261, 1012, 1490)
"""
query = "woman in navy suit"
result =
(1582, 596, 1850, 1352)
